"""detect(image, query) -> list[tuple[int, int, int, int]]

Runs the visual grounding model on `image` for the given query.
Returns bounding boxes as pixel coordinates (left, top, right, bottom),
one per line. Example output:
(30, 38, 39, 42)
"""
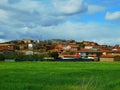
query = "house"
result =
(0, 44, 15, 51)
(84, 45, 93, 49)
(15, 39, 34, 50)
(79, 48, 102, 61)
(66, 40, 76, 44)
(22, 39, 33, 44)
(100, 55, 114, 62)
(19, 44, 27, 50)
(55, 44, 80, 52)
(83, 41, 99, 49)
(54, 43, 80, 58)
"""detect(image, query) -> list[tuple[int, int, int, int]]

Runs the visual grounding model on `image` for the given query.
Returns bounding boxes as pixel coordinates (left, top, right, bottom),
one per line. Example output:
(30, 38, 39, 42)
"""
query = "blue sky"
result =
(0, 0, 120, 45)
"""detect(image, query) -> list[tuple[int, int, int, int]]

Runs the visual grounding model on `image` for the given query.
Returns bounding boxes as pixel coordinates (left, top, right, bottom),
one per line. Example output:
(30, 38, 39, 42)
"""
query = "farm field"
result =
(0, 62, 120, 90)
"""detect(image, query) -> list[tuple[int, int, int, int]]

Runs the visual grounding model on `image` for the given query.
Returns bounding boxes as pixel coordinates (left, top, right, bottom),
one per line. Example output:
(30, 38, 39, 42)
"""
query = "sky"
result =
(0, 0, 120, 45)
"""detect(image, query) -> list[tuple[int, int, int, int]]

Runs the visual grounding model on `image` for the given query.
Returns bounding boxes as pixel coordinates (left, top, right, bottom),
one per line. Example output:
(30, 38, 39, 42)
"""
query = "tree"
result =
(48, 52, 59, 59)
(77, 42, 85, 48)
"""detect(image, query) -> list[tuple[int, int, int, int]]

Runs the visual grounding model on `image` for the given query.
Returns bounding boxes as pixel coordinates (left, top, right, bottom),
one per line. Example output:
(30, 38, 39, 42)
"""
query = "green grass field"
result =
(0, 62, 120, 90)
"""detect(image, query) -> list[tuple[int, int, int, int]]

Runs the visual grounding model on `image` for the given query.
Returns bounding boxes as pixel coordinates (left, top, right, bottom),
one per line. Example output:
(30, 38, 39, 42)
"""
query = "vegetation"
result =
(48, 52, 59, 59)
(77, 41, 85, 48)
(0, 62, 120, 90)
(3, 51, 16, 59)
(0, 53, 5, 61)
(114, 56, 120, 61)
(15, 54, 43, 61)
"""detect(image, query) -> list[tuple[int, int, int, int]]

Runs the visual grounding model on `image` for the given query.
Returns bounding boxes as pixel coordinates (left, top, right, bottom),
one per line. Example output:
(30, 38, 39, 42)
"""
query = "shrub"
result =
(3, 51, 16, 60)
(15, 54, 32, 61)
(32, 54, 43, 61)
(15, 54, 43, 61)
(0, 54, 5, 61)
(4, 54, 16, 59)
(15, 54, 25, 62)
(114, 56, 120, 61)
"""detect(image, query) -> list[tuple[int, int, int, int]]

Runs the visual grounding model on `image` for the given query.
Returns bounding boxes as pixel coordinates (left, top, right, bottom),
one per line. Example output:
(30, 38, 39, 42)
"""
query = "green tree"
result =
(48, 52, 59, 59)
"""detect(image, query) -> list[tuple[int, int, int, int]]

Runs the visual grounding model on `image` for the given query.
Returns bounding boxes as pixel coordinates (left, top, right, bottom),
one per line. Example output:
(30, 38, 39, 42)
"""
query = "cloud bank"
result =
(105, 11, 120, 21)
(0, 0, 120, 45)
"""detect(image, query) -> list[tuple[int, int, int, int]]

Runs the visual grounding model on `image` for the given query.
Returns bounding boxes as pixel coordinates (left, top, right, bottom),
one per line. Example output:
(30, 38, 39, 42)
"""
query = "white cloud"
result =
(93, 38, 120, 45)
(0, 9, 9, 20)
(0, 0, 88, 28)
(87, 5, 106, 14)
(0, 0, 7, 4)
(11, 0, 44, 13)
(53, 0, 87, 15)
(0, 32, 4, 36)
(0, 39, 7, 43)
(105, 11, 120, 20)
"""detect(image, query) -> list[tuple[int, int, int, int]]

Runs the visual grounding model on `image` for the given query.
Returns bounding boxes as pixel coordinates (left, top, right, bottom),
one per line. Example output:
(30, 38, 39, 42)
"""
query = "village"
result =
(0, 39, 120, 62)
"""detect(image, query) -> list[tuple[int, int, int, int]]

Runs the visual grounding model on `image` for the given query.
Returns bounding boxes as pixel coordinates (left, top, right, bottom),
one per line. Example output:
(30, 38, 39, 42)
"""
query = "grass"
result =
(0, 62, 120, 90)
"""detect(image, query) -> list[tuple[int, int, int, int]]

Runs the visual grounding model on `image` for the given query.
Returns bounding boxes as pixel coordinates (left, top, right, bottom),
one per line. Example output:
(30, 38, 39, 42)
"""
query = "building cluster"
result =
(0, 39, 120, 61)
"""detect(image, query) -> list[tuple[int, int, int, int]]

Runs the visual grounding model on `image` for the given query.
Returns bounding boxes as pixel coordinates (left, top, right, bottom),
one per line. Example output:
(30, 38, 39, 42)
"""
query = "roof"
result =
(79, 48, 101, 53)
(0, 44, 15, 46)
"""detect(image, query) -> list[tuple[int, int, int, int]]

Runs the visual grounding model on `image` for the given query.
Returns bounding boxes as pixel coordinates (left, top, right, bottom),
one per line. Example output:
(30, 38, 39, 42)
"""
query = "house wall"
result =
(25, 51, 34, 55)
(85, 46, 93, 49)
(100, 58, 114, 62)
(112, 53, 120, 56)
